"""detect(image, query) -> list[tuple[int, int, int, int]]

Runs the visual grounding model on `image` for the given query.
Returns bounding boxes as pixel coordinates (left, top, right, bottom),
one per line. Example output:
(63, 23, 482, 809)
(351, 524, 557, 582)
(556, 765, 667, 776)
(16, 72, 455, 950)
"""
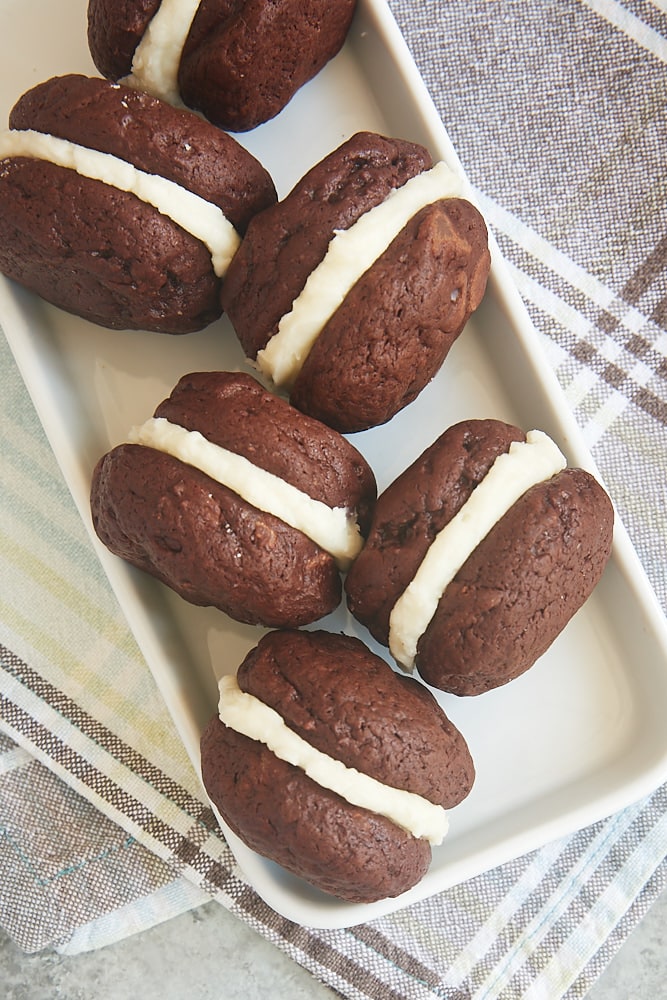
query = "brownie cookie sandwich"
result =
(90, 371, 376, 627)
(87, 0, 357, 132)
(0, 74, 276, 332)
(221, 132, 491, 433)
(345, 419, 614, 695)
(201, 629, 475, 902)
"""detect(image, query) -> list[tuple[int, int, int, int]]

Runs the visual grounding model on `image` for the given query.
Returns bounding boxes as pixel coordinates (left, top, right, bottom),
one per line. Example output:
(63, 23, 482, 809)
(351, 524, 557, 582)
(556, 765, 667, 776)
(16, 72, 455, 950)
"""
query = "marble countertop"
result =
(2, 884, 666, 999)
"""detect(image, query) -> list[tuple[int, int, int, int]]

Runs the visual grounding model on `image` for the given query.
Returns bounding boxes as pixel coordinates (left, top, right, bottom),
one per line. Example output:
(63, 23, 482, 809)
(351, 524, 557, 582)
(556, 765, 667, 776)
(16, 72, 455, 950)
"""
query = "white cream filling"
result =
(128, 416, 363, 570)
(122, 0, 203, 105)
(217, 674, 449, 845)
(0, 128, 239, 276)
(256, 160, 466, 389)
(389, 430, 568, 672)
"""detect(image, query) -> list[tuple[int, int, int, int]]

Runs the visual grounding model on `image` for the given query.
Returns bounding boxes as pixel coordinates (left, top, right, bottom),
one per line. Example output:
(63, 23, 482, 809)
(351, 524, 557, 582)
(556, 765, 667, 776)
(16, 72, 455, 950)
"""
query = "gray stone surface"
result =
(1, 886, 666, 998)
(587, 883, 667, 1000)
(0, 902, 336, 1000)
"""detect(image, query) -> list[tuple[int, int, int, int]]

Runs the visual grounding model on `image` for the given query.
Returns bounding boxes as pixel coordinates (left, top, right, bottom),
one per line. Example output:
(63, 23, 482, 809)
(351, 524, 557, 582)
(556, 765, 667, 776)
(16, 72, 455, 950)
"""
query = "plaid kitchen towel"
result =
(1, 1, 666, 998)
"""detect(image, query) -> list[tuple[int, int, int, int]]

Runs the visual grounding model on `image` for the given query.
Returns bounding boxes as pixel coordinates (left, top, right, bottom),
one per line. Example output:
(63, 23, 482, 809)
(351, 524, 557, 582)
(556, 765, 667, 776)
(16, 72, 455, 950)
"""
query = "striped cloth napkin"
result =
(1, 1, 666, 997)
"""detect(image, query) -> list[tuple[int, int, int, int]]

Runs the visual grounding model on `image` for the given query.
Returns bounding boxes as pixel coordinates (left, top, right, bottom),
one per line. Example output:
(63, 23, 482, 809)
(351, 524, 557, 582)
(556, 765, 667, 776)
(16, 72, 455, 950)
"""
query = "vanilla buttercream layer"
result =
(389, 430, 568, 672)
(128, 417, 363, 570)
(122, 0, 203, 105)
(256, 159, 466, 389)
(217, 675, 448, 845)
(0, 128, 239, 276)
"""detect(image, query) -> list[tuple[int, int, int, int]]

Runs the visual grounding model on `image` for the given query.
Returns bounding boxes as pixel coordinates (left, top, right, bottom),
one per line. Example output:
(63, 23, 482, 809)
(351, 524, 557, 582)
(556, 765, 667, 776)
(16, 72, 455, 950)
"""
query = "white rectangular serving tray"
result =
(2, 0, 667, 929)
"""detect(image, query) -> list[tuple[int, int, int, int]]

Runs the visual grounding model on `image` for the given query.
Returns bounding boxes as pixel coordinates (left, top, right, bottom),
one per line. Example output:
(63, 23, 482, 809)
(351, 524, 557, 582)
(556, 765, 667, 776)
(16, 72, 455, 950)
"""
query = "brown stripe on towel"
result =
(619, 234, 667, 311)
(0, 692, 241, 894)
(237, 893, 427, 1000)
(495, 235, 667, 424)
(351, 923, 444, 992)
(0, 644, 207, 820)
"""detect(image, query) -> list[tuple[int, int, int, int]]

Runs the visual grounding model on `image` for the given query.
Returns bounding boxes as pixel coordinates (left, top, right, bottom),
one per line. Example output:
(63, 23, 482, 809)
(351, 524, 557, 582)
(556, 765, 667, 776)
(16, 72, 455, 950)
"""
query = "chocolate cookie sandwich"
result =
(345, 419, 614, 695)
(87, 0, 357, 132)
(0, 74, 276, 332)
(221, 131, 491, 433)
(90, 371, 376, 627)
(201, 629, 475, 902)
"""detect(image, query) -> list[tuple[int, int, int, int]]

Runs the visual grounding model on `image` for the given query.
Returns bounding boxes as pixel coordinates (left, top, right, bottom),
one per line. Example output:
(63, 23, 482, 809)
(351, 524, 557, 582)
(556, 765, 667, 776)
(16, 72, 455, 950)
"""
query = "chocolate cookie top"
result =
(288, 197, 491, 431)
(0, 74, 276, 332)
(200, 628, 475, 901)
(9, 74, 276, 231)
(201, 714, 434, 902)
(91, 444, 343, 625)
(90, 372, 376, 626)
(178, 0, 358, 130)
(0, 157, 221, 332)
(88, 0, 159, 80)
(417, 466, 614, 694)
(236, 629, 475, 808)
(88, 0, 357, 131)
(222, 132, 490, 432)
(345, 419, 524, 644)
(153, 371, 376, 530)
(345, 419, 614, 694)
(221, 131, 432, 359)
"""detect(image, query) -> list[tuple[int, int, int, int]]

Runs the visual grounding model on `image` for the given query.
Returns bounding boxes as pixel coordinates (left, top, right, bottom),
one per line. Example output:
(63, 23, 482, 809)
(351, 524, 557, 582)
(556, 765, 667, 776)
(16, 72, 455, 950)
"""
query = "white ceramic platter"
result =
(2, 0, 667, 930)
